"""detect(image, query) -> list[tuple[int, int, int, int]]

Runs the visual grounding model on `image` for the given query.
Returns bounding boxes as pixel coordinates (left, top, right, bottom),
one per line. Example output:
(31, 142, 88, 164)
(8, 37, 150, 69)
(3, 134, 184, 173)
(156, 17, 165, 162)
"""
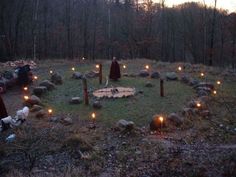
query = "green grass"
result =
(37, 61, 194, 126)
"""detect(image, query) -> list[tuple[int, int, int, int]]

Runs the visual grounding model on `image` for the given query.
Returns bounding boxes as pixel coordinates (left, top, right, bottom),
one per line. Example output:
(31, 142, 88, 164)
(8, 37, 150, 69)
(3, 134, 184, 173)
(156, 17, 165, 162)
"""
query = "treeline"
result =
(0, 0, 235, 67)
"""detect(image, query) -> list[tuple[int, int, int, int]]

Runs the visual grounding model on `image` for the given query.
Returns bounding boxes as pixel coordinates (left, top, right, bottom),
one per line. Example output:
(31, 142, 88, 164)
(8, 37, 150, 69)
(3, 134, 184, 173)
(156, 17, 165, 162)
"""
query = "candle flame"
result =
(72, 67, 75, 71)
(200, 73, 204, 77)
(24, 95, 29, 101)
(23, 87, 28, 91)
(91, 112, 96, 119)
(217, 81, 221, 85)
(213, 90, 217, 95)
(145, 65, 150, 70)
(33, 76, 38, 80)
(50, 70, 53, 74)
(96, 64, 100, 69)
(82, 57, 85, 60)
(159, 116, 164, 123)
(48, 109, 53, 114)
(123, 65, 127, 69)
(178, 66, 182, 71)
(196, 103, 201, 108)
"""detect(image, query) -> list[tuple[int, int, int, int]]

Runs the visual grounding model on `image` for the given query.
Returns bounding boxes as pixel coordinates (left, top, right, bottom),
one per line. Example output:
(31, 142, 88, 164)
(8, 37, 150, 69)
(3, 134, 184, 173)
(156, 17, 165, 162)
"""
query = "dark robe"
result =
(17, 64, 31, 87)
(109, 60, 121, 81)
(0, 95, 8, 119)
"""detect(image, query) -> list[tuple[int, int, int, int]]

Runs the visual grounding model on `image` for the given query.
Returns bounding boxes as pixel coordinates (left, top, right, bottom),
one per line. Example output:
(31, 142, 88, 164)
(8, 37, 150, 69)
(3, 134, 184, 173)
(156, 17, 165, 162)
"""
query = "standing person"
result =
(109, 57, 121, 81)
(0, 95, 8, 119)
(17, 64, 32, 87)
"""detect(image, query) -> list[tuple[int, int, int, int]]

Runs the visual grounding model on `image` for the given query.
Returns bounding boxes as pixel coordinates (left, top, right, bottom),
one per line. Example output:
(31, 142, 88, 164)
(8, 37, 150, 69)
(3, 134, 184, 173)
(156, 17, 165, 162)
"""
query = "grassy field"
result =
(0, 59, 236, 177)
(36, 60, 194, 126)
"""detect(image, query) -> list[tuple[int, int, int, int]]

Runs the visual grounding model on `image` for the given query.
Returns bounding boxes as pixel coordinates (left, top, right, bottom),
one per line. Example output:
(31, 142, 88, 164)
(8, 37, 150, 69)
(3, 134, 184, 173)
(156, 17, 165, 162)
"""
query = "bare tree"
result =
(208, 0, 217, 66)
(33, 0, 39, 60)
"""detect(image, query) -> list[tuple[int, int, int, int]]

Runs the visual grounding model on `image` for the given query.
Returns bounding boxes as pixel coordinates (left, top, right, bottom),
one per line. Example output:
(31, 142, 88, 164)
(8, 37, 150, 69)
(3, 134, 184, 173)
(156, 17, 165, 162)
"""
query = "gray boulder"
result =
(33, 86, 47, 97)
(167, 113, 183, 126)
(35, 110, 46, 118)
(197, 90, 209, 97)
(181, 75, 191, 84)
(85, 71, 99, 78)
(39, 80, 56, 90)
(72, 72, 83, 79)
(50, 116, 60, 122)
(62, 117, 73, 125)
(30, 105, 43, 112)
(189, 79, 199, 86)
(166, 72, 178, 80)
(117, 119, 134, 130)
(139, 70, 149, 77)
(194, 82, 214, 90)
(145, 82, 154, 88)
(199, 110, 210, 117)
(123, 73, 129, 77)
(150, 71, 160, 79)
(93, 101, 102, 109)
(187, 101, 197, 108)
(26, 95, 42, 106)
(69, 97, 82, 104)
(51, 72, 63, 85)
(196, 87, 212, 93)
(182, 108, 194, 116)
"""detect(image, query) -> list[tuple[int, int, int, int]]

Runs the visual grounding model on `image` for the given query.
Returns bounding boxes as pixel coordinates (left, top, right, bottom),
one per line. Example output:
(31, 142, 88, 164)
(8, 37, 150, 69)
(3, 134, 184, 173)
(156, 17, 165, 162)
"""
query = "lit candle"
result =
(178, 66, 182, 71)
(33, 76, 38, 80)
(200, 72, 205, 77)
(82, 57, 85, 60)
(96, 64, 100, 69)
(145, 65, 150, 70)
(123, 65, 127, 69)
(24, 95, 29, 101)
(213, 90, 217, 95)
(159, 116, 164, 133)
(71, 67, 75, 71)
(91, 112, 96, 120)
(216, 81, 221, 85)
(196, 102, 201, 108)
(91, 112, 96, 126)
(159, 116, 164, 123)
(49, 70, 53, 74)
(48, 109, 53, 116)
(23, 87, 28, 91)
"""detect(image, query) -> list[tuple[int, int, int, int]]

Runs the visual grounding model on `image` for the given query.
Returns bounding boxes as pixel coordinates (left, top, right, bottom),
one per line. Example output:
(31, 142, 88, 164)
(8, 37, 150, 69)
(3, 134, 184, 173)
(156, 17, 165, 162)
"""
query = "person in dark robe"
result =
(109, 57, 121, 81)
(17, 64, 32, 87)
(0, 95, 8, 119)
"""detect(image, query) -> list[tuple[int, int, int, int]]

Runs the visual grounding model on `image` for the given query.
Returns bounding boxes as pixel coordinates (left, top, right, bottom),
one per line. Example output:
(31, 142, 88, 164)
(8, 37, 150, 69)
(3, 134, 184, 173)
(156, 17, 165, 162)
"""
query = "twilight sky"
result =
(153, 0, 236, 13)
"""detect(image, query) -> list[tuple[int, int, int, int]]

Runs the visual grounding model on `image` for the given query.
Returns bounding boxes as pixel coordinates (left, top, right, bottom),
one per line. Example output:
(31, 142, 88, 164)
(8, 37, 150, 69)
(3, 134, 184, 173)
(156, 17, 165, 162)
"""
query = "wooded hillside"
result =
(0, 0, 235, 67)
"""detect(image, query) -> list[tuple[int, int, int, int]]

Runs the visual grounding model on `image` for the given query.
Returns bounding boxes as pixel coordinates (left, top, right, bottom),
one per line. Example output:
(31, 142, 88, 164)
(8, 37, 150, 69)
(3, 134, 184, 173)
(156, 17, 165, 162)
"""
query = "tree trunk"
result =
(33, 0, 39, 60)
(14, 0, 26, 58)
(66, 0, 73, 59)
(208, 0, 217, 66)
(92, 0, 98, 60)
(232, 36, 236, 69)
(43, 0, 48, 59)
(83, 1, 89, 59)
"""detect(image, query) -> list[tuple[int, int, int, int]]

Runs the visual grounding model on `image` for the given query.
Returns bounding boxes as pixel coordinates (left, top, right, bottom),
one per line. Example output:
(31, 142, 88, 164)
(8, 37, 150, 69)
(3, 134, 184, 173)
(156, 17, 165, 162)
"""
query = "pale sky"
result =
(154, 0, 236, 13)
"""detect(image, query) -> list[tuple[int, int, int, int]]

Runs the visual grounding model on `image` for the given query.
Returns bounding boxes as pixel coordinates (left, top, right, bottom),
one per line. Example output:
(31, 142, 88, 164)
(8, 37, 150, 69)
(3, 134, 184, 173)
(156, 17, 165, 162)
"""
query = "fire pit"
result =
(93, 87, 136, 98)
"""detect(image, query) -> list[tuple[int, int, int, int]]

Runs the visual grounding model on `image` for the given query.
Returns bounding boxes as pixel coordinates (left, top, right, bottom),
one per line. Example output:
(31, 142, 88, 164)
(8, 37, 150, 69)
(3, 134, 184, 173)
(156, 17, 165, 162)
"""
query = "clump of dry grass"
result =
(62, 134, 94, 152)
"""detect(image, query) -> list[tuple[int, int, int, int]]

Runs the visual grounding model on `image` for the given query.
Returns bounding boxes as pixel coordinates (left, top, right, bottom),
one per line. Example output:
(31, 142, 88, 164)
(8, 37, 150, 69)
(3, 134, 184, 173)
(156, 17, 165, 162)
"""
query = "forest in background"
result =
(0, 0, 236, 67)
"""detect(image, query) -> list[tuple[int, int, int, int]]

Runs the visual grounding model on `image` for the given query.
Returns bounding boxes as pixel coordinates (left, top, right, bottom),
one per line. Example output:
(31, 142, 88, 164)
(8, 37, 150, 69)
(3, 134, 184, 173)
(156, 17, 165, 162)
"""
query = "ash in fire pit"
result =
(111, 88, 119, 94)
(93, 87, 135, 98)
